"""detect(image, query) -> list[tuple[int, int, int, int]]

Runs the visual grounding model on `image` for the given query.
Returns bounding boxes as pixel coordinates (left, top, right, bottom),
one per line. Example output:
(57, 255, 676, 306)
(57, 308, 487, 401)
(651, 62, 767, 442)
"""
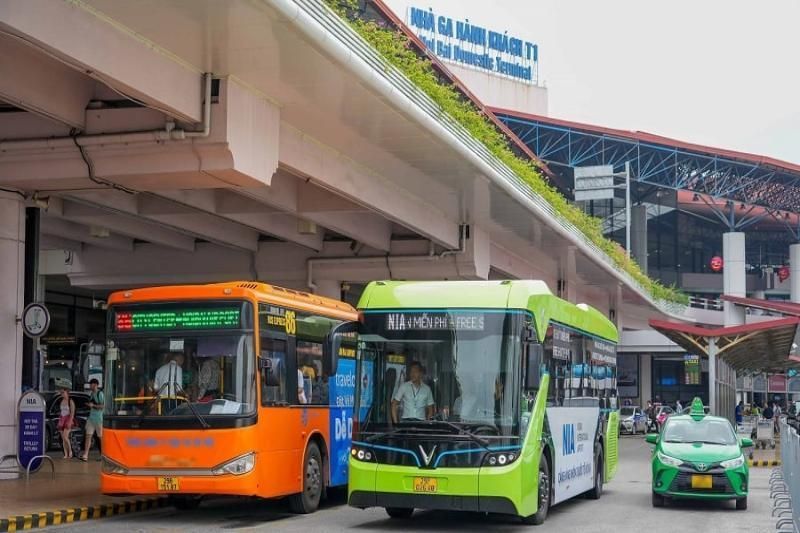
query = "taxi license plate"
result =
(157, 476, 180, 491)
(691, 474, 713, 489)
(413, 477, 438, 493)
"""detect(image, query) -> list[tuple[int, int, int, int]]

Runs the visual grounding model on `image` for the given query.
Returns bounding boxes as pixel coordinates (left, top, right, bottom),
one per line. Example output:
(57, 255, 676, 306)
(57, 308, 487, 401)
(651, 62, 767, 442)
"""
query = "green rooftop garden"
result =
(323, 0, 688, 306)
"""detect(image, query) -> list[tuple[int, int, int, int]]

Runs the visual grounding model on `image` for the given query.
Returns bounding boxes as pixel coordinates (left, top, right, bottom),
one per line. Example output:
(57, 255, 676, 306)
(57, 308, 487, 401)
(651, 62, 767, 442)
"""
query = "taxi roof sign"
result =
(690, 397, 706, 419)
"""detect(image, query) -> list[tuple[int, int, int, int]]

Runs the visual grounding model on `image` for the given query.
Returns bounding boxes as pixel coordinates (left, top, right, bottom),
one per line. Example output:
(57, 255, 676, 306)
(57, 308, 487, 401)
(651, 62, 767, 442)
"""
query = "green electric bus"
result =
(346, 280, 620, 525)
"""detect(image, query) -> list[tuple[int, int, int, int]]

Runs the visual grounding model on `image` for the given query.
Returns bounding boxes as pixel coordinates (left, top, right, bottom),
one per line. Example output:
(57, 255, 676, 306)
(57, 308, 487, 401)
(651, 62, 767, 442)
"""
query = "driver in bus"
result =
(391, 361, 434, 422)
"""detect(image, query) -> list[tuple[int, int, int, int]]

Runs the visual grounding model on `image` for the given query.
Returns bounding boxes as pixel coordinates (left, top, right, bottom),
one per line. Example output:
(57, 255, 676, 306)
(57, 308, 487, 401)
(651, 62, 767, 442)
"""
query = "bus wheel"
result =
(586, 449, 603, 500)
(385, 507, 414, 519)
(522, 454, 550, 525)
(289, 442, 323, 514)
(169, 495, 202, 510)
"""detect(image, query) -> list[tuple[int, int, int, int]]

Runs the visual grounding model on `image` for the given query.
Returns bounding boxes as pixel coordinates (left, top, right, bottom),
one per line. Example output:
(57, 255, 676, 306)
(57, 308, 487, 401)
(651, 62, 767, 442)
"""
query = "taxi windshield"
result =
(662, 418, 737, 445)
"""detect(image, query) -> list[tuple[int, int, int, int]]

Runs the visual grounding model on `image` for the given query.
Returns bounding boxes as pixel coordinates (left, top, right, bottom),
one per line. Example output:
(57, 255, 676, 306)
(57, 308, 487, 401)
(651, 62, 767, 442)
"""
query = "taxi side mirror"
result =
(740, 437, 753, 448)
(645, 434, 659, 445)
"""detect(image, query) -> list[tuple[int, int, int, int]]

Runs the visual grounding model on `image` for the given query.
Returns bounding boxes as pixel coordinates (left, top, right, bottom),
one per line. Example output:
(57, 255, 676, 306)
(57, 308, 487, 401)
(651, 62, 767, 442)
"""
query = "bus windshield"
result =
(106, 302, 256, 421)
(355, 309, 525, 441)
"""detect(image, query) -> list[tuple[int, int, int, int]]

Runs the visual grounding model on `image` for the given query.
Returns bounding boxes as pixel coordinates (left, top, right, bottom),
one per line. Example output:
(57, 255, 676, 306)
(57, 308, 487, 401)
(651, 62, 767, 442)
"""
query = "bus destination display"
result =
(115, 308, 241, 331)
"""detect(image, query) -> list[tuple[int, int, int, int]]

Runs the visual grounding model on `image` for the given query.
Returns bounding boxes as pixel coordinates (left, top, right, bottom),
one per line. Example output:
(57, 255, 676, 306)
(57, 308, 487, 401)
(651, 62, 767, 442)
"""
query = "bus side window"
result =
(296, 312, 341, 406)
(260, 338, 287, 405)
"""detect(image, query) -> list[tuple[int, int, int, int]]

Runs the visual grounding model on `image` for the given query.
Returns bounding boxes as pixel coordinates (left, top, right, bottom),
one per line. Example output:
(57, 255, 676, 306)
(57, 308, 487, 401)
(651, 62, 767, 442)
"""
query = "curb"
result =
(0, 497, 167, 532)
(749, 459, 781, 467)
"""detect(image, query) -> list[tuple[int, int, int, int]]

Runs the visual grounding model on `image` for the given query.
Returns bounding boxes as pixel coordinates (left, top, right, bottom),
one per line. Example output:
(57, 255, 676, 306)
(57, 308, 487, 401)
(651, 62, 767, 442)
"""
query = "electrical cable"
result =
(70, 131, 137, 195)
(0, 187, 27, 199)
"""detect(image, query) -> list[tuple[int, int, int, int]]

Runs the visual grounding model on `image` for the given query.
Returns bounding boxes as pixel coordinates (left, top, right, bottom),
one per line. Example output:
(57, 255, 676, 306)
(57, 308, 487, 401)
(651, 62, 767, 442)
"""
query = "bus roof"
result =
(108, 281, 357, 321)
(357, 280, 618, 342)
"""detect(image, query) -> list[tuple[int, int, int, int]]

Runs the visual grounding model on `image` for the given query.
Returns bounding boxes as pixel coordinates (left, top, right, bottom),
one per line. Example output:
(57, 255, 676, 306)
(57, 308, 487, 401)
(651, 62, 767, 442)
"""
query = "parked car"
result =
(42, 391, 99, 455)
(647, 398, 752, 510)
(619, 406, 648, 434)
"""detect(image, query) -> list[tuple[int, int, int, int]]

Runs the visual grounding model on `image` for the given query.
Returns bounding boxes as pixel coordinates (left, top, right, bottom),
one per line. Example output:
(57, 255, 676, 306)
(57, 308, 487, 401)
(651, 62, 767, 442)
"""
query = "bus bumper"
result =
(101, 469, 260, 497)
(348, 458, 521, 515)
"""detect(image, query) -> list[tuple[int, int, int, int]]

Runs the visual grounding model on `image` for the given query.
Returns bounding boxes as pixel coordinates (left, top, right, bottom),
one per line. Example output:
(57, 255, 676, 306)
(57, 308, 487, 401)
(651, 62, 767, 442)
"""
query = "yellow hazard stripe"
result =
(0, 497, 165, 531)
(748, 459, 781, 467)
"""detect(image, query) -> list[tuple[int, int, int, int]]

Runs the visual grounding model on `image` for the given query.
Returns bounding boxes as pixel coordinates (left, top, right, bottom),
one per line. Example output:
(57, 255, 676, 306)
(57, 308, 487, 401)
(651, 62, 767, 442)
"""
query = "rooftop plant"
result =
(323, 0, 688, 306)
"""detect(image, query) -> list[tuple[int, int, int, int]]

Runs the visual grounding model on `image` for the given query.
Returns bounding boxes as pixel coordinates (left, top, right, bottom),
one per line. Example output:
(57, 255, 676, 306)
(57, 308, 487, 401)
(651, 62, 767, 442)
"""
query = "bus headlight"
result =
(720, 455, 745, 469)
(350, 445, 375, 462)
(101, 456, 128, 475)
(482, 451, 519, 467)
(212, 452, 256, 476)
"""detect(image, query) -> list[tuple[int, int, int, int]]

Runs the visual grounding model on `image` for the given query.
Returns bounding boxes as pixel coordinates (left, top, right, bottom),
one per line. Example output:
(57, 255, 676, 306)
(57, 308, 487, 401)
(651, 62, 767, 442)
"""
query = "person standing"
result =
(391, 361, 434, 422)
(196, 358, 221, 401)
(675, 399, 683, 413)
(81, 379, 103, 461)
(735, 400, 744, 425)
(56, 388, 76, 459)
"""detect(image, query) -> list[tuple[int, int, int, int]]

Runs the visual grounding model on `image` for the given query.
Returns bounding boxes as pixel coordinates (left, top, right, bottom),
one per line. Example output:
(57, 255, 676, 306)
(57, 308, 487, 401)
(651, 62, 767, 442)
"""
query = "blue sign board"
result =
(407, 6, 539, 84)
(18, 391, 46, 471)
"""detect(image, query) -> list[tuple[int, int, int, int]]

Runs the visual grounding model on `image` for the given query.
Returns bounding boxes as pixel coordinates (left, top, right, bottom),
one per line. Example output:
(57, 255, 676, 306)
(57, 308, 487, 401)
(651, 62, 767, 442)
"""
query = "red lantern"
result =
(710, 256, 724, 272)
(778, 266, 790, 282)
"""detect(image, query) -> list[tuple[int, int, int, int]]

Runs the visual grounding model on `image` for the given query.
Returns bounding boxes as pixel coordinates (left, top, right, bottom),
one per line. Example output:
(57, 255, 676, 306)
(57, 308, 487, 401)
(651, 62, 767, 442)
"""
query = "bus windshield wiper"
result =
(173, 382, 210, 429)
(135, 382, 169, 428)
(424, 420, 491, 448)
(363, 425, 441, 443)
(133, 382, 209, 429)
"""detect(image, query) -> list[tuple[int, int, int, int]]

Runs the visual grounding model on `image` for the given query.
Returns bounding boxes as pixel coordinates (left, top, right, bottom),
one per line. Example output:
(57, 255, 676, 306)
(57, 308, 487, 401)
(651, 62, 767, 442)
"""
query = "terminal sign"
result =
(407, 7, 539, 84)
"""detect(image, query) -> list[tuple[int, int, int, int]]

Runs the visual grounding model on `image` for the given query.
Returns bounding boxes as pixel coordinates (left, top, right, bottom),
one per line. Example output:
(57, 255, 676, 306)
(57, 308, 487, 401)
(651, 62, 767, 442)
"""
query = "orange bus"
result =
(100, 281, 358, 512)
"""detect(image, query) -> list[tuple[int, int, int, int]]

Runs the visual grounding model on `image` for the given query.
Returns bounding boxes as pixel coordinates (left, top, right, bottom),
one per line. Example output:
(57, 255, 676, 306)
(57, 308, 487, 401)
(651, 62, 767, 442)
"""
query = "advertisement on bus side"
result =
(546, 407, 599, 504)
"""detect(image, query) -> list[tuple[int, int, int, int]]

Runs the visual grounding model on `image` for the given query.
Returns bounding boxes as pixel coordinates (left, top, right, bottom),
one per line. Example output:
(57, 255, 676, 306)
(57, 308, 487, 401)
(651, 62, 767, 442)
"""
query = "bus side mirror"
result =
(525, 344, 543, 390)
(324, 321, 360, 375)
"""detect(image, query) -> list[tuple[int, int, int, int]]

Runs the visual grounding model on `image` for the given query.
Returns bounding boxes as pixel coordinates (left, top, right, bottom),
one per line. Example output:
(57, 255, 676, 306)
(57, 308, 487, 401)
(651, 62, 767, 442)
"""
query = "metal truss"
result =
(498, 113, 800, 213)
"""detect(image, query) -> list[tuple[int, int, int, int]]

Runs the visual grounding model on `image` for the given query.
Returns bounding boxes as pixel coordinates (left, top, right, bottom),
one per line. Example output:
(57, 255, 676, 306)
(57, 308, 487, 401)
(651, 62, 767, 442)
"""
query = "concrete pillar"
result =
(640, 354, 652, 406)
(631, 204, 648, 274)
(708, 337, 717, 416)
(558, 247, 577, 303)
(790, 243, 800, 303)
(722, 232, 746, 326)
(0, 193, 25, 477)
(314, 280, 341, 300)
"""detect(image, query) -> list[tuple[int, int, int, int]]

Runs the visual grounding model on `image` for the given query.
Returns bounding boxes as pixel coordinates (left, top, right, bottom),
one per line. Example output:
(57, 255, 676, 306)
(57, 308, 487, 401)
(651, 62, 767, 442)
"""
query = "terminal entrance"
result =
(651, 355, 709, 407)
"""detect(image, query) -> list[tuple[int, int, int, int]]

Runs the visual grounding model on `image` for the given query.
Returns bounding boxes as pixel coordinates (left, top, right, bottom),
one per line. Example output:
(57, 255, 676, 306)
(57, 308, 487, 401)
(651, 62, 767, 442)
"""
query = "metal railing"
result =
(290, 0, 688, 317)
(774, 418, 799, 532)
(688, 296, 724, 311)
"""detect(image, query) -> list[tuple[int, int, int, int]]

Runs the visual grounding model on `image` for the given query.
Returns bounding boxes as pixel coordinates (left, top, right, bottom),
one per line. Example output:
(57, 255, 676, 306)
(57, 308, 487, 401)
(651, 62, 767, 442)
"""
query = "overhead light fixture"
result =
(89, 226, 110, 238)
(785, 212, 791, 220)
(692, 193, 700, 202)
(31, 192, 49, 210)
(297, 219, 317, 235)
(739, 203, 746, 210)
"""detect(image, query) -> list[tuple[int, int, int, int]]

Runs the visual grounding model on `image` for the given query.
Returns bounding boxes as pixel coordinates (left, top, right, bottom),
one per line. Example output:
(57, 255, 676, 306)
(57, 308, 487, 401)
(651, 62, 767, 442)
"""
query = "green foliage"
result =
(323, 1, 687, 306)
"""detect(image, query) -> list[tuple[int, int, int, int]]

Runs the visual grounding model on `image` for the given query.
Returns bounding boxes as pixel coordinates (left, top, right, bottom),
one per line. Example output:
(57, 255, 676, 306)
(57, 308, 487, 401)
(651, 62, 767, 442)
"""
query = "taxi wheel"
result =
(522, 453, 550, 525)
(385, 507, 414, 519)
(652, 492, 665, 508)
(289, 442, 323, 514)
(735, 497, 747, 510)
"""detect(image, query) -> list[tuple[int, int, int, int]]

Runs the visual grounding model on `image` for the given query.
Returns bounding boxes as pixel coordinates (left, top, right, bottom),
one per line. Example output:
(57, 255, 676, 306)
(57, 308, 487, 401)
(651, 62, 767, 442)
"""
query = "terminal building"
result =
(0, 0, 797, 462)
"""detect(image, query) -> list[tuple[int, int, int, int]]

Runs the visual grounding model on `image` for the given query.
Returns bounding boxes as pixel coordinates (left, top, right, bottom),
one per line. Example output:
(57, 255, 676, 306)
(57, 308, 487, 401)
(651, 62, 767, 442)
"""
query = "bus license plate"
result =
(691, 474, 712, 489)
(413, 477, 438, 493)
(157, 476, 180, 491)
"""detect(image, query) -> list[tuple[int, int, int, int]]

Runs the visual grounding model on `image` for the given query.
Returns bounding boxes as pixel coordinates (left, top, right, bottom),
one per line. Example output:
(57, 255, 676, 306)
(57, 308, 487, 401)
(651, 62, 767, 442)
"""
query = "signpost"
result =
(18, 390, 46, 473)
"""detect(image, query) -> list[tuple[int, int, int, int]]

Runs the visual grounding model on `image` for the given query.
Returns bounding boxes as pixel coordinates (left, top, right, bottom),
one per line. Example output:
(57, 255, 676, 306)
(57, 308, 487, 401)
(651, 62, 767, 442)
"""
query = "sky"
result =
(382, 0, 800, 164)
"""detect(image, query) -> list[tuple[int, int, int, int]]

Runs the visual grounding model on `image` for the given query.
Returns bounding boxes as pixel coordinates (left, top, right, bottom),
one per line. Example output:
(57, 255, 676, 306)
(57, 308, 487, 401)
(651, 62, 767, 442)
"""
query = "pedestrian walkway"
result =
(0, 451, 164, 531)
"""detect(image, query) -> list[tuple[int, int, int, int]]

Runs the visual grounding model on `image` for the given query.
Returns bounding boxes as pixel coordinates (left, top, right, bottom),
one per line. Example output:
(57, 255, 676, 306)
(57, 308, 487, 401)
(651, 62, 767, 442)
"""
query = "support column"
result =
(0, 193, 26, 475)
(631, 204, 648, 274)
(708, 337, 717, 416)
(722, 232, 746, 326)
(791, 243, 800, 303)
(22, 207, 39, 390)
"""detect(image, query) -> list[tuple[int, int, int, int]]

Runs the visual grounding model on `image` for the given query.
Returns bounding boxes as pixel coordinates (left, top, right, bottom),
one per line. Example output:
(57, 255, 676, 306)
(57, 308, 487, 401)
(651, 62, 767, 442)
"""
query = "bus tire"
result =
(289, 442, 323, 514)
(522, 453, 550, 525)
(385, 507, 414, 519)
(586, 448, 603, 500)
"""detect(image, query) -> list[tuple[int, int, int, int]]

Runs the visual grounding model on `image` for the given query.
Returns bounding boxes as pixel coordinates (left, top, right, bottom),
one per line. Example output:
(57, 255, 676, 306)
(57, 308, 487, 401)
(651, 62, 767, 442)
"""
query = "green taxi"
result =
(646, 398, 752, 510)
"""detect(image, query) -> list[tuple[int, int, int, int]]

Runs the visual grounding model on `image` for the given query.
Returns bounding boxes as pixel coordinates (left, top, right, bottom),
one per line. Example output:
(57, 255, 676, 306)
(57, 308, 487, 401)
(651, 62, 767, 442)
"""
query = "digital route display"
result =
(114, 307, 241, 332)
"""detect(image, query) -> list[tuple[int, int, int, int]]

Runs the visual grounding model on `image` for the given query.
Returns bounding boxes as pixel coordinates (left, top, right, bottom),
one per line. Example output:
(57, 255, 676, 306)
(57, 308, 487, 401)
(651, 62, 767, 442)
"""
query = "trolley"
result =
(756, 417, 776, 449)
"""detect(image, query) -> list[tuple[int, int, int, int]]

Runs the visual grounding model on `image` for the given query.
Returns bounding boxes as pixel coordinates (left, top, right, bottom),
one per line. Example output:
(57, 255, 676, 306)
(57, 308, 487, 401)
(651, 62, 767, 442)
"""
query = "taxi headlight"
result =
(212, 452, 256, 476)
(101, 456, 128, 475)
(656, 451, 683, 468)
(720, 455, 745, 469)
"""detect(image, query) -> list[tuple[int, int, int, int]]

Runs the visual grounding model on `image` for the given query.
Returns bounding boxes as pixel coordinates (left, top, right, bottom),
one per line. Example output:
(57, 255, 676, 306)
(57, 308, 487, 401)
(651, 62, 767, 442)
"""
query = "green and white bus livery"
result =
(346, 280, 620, 525)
